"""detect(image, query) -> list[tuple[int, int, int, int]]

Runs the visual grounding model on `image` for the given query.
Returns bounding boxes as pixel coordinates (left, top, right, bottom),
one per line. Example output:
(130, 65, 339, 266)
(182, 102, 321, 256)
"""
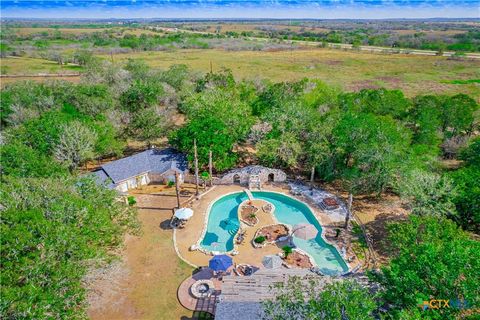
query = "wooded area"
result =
(1, 57, 479, 318)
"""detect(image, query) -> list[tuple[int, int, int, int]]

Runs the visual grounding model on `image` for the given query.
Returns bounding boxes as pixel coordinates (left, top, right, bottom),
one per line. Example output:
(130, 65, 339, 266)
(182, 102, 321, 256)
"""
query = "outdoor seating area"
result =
(190, 279, 215, 298)
(170, 207, 194, 229)
(234, 264, 259, 276)
(262, 203, 273, 213)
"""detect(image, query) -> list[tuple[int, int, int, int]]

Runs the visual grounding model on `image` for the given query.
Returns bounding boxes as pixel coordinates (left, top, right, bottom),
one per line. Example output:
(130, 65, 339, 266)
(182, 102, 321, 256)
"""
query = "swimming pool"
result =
(200, 192, 247, 253)
(199, 191, 348, 275)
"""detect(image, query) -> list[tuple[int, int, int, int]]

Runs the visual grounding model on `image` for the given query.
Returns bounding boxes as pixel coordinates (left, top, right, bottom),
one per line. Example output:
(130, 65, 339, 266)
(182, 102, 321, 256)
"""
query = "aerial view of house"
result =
(92, 148, 189, 192)
(1, 1, 479, 320)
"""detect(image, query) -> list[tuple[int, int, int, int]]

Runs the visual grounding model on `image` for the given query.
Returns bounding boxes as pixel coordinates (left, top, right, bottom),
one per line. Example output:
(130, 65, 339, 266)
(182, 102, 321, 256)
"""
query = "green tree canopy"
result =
(371, 215, 480, 319)
(263, 277, 377, 320)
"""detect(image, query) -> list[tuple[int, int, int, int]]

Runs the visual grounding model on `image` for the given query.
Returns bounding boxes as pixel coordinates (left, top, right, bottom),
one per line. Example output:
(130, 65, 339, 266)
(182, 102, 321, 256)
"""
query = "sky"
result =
(1, 0, 479, 19)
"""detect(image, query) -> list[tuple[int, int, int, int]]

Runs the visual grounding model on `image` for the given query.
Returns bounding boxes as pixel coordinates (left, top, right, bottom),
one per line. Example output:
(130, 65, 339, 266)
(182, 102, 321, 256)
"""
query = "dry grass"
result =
(12, 27, 111, 35)
(105, 48, 480, 99)
(11, 27, 158, 36)
(2, 46, 479, 99)
(86, 193, 194, 320)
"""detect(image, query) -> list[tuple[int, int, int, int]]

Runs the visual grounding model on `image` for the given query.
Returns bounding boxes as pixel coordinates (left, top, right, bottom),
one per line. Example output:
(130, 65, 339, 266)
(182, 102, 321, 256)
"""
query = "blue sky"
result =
(1, 1, 479, 19)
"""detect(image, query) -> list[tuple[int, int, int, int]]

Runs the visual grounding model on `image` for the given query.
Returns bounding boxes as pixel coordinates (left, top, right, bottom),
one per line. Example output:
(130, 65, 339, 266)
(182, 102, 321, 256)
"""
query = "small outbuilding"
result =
(91, 148, 188, 192)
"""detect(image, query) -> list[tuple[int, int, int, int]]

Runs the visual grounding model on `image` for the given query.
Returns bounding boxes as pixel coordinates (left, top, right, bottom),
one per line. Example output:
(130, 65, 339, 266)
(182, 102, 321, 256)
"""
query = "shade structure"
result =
(293, 223, 318, 240)
(220, 218, 240, 231)
(209, 254, 233, 272)
(174, 208, 193, 220)
(262, 255, 283, 269)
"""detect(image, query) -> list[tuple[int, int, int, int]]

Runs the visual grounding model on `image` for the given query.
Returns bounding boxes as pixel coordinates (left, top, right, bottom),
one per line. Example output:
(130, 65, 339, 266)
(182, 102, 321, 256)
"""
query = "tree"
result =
(339, 88, 411, 119)
(397, 170, 457, 217)
(0, 177, 137, 319)
(0, 143, 67, 178)
(332, 112, 411, 195)
(53, 121, 97, 171)
(459, 137, 480, 167)
(371, 215, 480, 319)
(120, 79, 164, 112)
(263, 277, 377, 320)
(257, 133, 303, 168)
(129, 108, 167, 142)
(448, 137, 480, 233)
(73, 49, 95, 66)
(441, 94, 478, 137)
(169, 115, 238, 171)
(409, 95, 443, 148)
(449, 166, 480, 233)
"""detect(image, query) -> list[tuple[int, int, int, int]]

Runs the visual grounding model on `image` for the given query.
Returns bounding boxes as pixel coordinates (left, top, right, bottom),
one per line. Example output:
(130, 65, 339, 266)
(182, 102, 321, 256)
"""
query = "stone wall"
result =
(217, 165, 287, 186)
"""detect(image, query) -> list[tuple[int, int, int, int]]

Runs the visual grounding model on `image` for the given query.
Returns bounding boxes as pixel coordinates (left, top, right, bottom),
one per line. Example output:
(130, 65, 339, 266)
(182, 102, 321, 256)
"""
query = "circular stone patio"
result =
(177, 268, 222, 314)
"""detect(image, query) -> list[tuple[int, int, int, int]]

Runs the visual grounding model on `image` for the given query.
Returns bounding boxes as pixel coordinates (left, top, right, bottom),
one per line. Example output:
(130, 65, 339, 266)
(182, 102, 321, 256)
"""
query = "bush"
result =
(167, 181, 175, 188)
(282, 246, 293, 257)
(254, 236, 266, 244)
(127, 196, 137, 206)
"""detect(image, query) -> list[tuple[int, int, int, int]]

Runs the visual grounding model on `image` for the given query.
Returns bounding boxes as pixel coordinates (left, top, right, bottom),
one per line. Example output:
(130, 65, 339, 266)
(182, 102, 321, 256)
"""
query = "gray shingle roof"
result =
(215, 302, 264, 320)
(99, 148, 188, 184)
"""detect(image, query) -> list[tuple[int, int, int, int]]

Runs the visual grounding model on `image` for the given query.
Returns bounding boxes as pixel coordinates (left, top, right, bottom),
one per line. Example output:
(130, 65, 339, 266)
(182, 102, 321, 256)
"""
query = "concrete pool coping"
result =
(249, 190, 350, 274)
(174, 184, 357, 274)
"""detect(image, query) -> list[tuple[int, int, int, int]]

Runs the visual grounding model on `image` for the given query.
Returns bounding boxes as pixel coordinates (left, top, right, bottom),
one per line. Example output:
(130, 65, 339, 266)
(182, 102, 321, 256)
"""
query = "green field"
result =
(2, 47, 479, 99)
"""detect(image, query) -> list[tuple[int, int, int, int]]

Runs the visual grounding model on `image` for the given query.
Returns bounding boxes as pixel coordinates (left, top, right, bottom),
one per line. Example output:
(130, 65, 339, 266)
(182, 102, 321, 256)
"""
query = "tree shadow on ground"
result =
(363, 212, 408, 258)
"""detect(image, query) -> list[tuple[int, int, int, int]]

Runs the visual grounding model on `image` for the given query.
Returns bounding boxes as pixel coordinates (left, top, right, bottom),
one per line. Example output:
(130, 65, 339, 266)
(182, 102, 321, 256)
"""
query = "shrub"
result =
(127, 196, 136, 206)
(167, 181, 175, 188)
(282, 246, 293, 257)
(254, 236, 266, 244)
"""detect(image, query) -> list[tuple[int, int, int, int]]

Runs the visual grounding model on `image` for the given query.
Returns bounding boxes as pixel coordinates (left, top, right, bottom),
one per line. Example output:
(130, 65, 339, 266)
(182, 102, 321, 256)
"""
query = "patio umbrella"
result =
(293, 223, 318, 240)
(262, 255, 283, 269)
(209, 254, 233, 272)
(174, 208, 193, 220)
(220, 218, 240, 231)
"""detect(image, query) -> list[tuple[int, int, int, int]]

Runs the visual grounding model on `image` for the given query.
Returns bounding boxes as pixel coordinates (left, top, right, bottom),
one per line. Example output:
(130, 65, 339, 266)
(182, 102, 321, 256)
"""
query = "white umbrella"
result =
(174, 208, 194, 220)
(293, 223, 318, 240)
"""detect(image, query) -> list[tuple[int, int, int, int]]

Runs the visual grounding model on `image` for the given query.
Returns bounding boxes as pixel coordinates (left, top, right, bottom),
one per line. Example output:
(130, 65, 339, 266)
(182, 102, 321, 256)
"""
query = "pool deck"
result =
(175, 183, 361, 271)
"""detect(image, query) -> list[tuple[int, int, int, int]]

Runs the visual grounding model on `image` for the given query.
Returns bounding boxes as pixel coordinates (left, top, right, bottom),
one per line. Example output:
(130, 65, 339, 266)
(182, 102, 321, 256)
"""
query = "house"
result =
(91, 148, 188, 192)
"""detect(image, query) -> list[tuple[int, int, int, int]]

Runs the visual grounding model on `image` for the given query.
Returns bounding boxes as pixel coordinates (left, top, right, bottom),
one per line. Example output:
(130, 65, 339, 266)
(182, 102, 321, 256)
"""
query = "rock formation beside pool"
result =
(217, 165, 287, 188)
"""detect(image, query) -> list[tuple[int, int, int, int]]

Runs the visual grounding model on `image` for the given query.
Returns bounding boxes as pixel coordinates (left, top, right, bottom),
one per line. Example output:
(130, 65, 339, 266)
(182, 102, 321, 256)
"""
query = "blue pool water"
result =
(252, 192, 348, 275)
(200, 191, 348, 275)
(200, 192, 247, 253)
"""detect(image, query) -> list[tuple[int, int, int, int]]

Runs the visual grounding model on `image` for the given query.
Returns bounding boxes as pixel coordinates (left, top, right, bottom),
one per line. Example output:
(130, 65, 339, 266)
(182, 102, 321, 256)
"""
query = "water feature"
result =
(199, 191, 348, 275)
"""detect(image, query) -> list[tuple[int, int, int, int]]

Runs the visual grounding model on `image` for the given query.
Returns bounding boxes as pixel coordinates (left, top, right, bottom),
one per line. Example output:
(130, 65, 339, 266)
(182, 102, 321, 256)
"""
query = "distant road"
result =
(151, 26, 480, 60)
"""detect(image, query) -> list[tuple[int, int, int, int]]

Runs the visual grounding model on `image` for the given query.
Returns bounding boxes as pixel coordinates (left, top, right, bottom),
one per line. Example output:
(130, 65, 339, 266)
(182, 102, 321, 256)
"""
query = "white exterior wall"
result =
(115, 173, 150, 192)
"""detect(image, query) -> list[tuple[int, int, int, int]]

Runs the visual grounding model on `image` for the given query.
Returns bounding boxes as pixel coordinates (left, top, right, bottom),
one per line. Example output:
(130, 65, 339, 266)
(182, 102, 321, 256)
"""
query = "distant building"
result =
(91, 148, 188, 192)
